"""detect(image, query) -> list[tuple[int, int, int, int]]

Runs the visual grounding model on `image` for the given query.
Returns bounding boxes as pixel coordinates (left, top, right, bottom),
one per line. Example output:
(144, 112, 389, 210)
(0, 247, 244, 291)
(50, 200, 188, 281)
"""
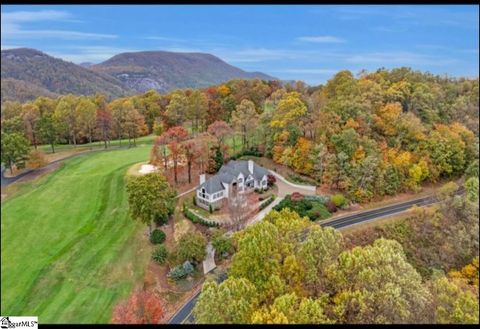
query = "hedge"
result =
(183, 206, 220, 227)
(259, 194, 276, 210)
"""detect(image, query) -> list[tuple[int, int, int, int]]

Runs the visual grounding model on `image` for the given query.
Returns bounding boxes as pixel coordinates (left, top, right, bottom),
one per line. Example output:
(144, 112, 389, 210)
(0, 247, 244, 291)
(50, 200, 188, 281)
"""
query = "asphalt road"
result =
(167, 190, 463, 324)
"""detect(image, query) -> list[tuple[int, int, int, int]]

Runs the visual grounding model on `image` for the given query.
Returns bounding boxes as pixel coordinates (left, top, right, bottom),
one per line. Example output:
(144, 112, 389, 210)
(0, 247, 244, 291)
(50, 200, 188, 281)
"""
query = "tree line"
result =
(2, 68, 478, 203)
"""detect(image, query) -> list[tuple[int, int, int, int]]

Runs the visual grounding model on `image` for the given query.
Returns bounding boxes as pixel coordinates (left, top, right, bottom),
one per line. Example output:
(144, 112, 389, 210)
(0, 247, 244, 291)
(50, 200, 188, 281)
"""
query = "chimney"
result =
(199, 174, 206, 184)
(248, 160, 254, 174)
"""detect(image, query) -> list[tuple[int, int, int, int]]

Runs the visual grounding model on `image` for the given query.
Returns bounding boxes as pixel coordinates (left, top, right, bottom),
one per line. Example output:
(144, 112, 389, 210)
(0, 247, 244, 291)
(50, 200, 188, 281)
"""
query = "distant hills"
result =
(1, 48, 131, 102)
(91, 51, 275, 93)
(1, 48, 276, 102)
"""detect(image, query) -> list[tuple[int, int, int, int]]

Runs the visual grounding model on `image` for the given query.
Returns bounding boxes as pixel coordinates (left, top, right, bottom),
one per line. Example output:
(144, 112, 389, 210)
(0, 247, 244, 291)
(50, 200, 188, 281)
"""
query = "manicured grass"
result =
(37, 134, 155, 154)
(1, 145, 155, 323)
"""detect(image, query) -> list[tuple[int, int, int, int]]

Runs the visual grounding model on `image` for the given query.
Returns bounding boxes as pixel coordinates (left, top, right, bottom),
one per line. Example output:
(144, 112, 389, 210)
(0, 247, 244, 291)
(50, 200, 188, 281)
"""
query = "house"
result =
(196, 160, 269, 210)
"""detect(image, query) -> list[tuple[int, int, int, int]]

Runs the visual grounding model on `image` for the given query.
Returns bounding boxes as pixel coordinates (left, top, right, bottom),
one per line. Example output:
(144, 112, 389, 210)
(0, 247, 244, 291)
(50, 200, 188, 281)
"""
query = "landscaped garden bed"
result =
(273, 192, 332, 221)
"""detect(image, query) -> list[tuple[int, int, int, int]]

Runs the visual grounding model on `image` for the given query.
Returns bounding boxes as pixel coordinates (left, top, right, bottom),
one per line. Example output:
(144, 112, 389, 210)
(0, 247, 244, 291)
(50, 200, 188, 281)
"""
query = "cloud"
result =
(6, 29, 117, 40)
(144, 36, 186, 42)
(345, 51, 458, 66)
(2, 10, 71, 22)
(1, 44, 23, 50)
(270, 68, 338, 75)
(1, 9, 117, 40)
(297, 35, 346, 43)
(48, 46, 138, 63)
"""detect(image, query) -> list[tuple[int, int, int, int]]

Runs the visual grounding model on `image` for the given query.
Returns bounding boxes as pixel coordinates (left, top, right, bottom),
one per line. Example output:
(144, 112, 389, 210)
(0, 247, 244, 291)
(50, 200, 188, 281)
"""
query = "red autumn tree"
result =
(183, 139, 201, 184)
(95, 96, 112, 149)
(111, 289, 164, 324)
(207, 120, 232, 159)
(160, 126, 189, 184)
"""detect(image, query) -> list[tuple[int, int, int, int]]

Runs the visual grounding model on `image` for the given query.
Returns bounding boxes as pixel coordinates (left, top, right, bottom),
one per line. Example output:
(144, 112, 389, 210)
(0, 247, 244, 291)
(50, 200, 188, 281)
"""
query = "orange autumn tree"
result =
(163, 126, 189, 184)
(291, 137, 313, 175)
(183, 139, 201, 184)
(112, 289, 165, 324)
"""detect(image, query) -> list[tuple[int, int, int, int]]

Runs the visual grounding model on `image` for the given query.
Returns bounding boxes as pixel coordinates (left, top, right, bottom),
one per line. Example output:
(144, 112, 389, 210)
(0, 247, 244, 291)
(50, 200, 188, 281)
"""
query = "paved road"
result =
(167, 190, 461, 324)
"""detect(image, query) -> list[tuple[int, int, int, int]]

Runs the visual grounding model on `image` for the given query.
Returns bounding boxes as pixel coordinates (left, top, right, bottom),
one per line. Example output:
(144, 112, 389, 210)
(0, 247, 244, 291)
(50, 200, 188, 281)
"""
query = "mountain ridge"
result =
(1, 48, 277, 102)
(91, 50, 276, 93)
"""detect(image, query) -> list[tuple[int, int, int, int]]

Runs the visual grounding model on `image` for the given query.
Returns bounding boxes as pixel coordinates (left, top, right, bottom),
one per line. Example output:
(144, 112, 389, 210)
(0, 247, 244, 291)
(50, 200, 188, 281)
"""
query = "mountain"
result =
(79, 62, 94, 68)
(1, 77, 60, 103)
(1, 48, 277, 102)
(1, 48, 132, 102)
(91, 50, 277, 93)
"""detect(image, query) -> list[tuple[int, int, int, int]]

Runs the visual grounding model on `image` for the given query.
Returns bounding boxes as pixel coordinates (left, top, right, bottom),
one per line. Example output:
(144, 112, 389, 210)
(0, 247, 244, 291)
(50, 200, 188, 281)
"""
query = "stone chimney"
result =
(199, 174, 206, 185)
(248, 160, 254, 174)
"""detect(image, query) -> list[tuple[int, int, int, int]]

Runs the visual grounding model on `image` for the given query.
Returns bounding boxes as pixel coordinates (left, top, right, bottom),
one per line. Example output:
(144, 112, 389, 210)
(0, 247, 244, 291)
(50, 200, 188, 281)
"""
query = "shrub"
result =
(306, 203, 331, 221)
(177, 231, 207, 264)
(182, 261, 194, 275)
(209, 204, 213, 214)
(183, 207, 219, 227)
(325, 200, 338, 213)
(465, 160, 479, 178)
(267, 174, 276, 187)
(274, 194, 330, 221)
(235, 147, 263, 158)
(152, 245, 168, 264)
(291, 192, 304, 201)
(26, 150, 47, 169)
(211, 229, 233, 259)
(331, 193, 347, 208)
(168, 265, 187, 280)
(259, 195, 276, 210)
(192, 195, 197, 206)
(154, 213, 169, 226)
(150, 229, 166, 244)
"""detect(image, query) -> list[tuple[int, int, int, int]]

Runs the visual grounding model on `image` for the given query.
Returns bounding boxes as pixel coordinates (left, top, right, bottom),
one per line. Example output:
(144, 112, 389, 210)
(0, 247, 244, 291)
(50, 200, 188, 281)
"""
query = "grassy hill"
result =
(91, 50, 276, 93)
(1, 144, 153, 323)
(1, 48, 133, 102)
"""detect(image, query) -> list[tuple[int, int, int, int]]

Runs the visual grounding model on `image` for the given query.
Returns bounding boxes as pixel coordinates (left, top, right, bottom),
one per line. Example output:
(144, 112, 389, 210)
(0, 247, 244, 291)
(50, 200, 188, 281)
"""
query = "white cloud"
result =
(345, 51, 458, 66)
(1, 44, 23, 50)
(297, 35, 346, 43)
(2, 10, 71, 22)
(144, 36, 186, 42)
(217, 48, 322, 63)
(270, 68, 338, 75)
(6, 29, 117, 40)
(1, 10, 117, 40)
(48, 46, 138, 63)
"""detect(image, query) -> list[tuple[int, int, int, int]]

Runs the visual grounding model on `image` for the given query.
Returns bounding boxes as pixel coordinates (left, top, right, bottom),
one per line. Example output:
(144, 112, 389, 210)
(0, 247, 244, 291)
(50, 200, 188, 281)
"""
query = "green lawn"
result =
(37, 134, 155, 154)
(1, 145, 155, 323)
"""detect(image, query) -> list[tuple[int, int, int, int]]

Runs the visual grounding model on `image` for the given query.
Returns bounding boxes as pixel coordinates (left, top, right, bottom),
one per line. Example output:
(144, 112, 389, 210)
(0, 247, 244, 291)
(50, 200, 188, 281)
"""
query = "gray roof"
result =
(252, 163, 268, 180)
(198, 160, 269, 194)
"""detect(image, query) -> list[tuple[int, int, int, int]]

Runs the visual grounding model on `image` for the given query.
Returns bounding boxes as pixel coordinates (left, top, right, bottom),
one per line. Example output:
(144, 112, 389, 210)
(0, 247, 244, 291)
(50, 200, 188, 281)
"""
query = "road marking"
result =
(180, 311, 193, 324)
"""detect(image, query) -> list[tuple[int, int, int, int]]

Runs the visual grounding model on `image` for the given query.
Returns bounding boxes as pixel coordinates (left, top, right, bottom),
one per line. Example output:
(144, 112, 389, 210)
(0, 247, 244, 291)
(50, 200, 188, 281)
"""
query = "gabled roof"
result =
(252, 162, 269, 180)
(198, 160, 269, 194)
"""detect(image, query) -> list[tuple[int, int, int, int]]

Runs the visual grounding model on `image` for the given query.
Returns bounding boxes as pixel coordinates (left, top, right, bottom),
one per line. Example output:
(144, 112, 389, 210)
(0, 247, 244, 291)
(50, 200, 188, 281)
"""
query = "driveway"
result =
(268, 170, 316, 197)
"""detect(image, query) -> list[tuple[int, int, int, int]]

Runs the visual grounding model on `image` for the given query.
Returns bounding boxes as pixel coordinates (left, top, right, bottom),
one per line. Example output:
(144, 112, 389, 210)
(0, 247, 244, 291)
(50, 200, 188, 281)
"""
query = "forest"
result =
(2, 67, 478, 203)
(193, 180, 479, 324)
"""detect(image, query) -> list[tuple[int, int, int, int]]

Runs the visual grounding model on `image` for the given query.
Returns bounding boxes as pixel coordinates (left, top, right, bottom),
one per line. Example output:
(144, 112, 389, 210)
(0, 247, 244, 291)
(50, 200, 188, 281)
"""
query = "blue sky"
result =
(1, 5, 479, 85)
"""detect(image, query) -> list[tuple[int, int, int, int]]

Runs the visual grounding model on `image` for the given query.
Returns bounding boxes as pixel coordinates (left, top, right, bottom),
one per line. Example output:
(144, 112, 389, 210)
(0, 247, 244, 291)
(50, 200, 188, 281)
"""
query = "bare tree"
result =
(225, 184, 250, 232)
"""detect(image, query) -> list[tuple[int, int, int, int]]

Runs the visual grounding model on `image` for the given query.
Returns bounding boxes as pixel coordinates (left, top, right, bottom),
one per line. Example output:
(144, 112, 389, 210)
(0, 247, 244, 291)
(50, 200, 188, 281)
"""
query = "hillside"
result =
(1, 48, 132, 102)
(1, 77, 60, 103)
(91, 50, 276, 93)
